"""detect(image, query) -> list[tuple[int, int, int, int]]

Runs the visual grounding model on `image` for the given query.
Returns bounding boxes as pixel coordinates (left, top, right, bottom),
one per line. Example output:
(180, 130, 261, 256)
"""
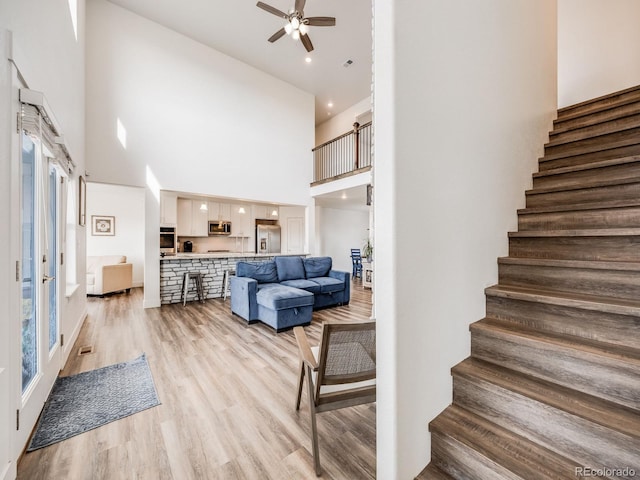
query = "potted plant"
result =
(362, 238, 373, 262)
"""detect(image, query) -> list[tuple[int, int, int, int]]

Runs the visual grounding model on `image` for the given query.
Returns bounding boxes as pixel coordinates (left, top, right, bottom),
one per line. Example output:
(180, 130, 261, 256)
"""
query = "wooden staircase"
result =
(417, 86, 640, 480)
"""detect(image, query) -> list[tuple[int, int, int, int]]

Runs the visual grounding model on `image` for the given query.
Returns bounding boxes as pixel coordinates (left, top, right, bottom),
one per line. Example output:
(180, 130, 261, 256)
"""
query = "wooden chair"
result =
(294, 320, 376, 476)
(350, 248, 363, 278)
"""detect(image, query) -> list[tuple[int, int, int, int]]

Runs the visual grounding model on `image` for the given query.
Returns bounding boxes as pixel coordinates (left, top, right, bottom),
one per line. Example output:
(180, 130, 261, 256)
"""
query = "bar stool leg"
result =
(223, 270, 229, 301)
(182, 272, 189, 306)
(197, 274, 204, 303)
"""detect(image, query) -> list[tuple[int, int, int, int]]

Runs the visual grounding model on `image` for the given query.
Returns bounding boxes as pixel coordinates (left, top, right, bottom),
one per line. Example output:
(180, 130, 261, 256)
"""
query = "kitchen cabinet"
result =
(160, 192, 177, 226)
(207, 202, 231, 221)
(253, 205, 279, 220)
(177, 199, 208, 237)
(230, 204, 251, 237)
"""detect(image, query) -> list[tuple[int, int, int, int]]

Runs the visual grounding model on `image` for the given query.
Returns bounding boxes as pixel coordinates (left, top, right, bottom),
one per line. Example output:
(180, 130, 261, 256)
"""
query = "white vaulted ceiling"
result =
(106, 0, 372, 125)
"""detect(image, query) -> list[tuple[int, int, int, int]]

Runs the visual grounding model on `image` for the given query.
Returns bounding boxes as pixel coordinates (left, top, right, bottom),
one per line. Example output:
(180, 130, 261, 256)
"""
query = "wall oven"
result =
(160, 227, 176, 254)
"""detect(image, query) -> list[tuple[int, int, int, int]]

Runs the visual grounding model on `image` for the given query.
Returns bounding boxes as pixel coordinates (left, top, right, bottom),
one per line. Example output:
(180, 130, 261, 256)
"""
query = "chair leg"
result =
(295, 361, 305, 410)
(182, 272, 189, 306)
(306, 364, 321, 476)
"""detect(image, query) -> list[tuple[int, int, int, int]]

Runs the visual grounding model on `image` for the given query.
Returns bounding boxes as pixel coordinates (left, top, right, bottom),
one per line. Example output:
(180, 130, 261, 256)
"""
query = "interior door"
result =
(17, 133, 63, 452)
(287, 217, 304, 253)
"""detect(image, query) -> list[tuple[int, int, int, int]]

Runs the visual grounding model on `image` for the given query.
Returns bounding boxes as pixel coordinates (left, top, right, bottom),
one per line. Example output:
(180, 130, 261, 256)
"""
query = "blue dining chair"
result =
(350, 249, 363, 279)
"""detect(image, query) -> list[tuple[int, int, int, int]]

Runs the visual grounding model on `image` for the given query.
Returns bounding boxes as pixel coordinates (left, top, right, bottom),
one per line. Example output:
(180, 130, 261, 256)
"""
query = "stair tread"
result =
(533, 154, 640, 178)
(552, 104, 640, 136)
(508, 228, 640, 238)
(540, 137, 640, 162)
(546, 117, 640, 148)
(526, 178, 640, 195)
(498, 255, 640, 270)
(472, 317, 640, 366)
(557, 85, 640, 119)
(453, 357, 640, 441)
(485, 284, 640, 316)
(430, 404, 582, 480)
(518, 198, 640, 215)
(414, 463, 454, 480)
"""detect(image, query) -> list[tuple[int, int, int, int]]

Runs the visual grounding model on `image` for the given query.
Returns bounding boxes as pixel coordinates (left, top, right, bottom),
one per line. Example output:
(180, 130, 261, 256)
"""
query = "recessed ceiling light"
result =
(327, 102, 333, 108)
(305, 57, 312, 63)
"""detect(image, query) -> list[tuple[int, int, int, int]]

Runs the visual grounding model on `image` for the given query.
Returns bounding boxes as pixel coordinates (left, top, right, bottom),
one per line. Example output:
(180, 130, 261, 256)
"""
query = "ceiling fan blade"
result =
(305, 17, 336, 27)
(295, 0, 306, 14)
(256, 2, 288, 19)
(268, 27, 287, 43)
(300, 33, 314, 52)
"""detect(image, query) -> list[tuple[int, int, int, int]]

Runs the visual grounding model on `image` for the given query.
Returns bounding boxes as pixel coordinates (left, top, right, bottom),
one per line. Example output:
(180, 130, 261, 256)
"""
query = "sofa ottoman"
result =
(256, 284, 314, 332)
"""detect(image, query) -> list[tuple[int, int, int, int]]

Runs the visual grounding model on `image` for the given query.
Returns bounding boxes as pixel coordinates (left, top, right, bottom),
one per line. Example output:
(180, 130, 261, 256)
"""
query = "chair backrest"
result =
(315, 321, 376, 400)
(350, 249, 362, 263)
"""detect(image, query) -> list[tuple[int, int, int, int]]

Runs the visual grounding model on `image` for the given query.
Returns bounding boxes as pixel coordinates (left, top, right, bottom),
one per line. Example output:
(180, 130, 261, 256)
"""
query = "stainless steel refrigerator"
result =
(256, 224, 281, 254)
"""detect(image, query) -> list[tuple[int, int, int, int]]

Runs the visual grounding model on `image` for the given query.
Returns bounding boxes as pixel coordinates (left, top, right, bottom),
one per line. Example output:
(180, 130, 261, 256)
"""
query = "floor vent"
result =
(77, 345, 94, 356)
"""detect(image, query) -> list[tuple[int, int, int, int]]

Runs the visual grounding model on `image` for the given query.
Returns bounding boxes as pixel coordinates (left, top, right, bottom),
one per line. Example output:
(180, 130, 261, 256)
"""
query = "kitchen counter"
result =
(160, 252, 308, 261)
(159, 252, 309, 304)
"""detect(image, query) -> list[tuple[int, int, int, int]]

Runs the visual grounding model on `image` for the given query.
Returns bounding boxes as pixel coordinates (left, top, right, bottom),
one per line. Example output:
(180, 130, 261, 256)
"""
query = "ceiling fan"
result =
(257, 0, 336, 53)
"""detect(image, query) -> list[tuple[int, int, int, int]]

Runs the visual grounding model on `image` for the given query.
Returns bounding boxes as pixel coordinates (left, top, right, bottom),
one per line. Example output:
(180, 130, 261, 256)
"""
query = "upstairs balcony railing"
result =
(312, 121, 372, 184)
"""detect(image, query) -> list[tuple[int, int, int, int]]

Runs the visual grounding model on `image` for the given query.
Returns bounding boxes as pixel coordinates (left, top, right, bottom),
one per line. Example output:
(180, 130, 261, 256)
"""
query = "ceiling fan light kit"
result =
(257, 0, 336, 53)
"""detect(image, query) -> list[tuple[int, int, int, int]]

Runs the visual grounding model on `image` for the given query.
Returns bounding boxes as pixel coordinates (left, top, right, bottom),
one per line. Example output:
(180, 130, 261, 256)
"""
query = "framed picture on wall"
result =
(92, 215, 116, 236)
(78, 175, 86, 226)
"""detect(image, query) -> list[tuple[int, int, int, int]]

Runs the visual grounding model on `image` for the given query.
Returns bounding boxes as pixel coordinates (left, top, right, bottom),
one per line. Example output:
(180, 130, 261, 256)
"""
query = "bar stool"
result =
(222, 269, 236, 301)
(181, 272, 205, 306)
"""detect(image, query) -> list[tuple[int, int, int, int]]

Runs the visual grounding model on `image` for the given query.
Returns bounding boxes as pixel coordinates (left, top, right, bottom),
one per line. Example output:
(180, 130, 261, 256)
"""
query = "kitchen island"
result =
(160, 252, 308, 304)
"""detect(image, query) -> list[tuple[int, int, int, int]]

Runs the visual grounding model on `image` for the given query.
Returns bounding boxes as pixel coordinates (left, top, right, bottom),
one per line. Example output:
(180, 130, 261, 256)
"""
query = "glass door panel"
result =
(21, 133, 37, 393)
(47, 165, 58, 352)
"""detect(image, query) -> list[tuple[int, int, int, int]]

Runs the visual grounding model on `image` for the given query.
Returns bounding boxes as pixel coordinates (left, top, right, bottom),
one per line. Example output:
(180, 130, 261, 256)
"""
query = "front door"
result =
(17, 132, 63, 452)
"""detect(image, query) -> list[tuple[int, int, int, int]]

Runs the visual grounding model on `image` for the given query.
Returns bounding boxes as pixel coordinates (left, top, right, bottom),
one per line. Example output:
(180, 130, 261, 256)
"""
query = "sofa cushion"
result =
(275, 256, 306, 281)
(303, 257, 332, 278)
(280, 279, 321, 294)
(236, 261, 279, 284)
(311, 276, 344, 294)
(257, 284, 314, 310)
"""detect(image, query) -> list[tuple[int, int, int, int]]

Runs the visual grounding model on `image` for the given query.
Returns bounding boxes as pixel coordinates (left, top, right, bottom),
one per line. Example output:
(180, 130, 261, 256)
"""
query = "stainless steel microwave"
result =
(208, 220, 231, 235)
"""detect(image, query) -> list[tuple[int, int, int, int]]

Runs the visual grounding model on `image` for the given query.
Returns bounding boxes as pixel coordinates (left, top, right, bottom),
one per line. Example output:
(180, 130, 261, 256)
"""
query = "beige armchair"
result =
(86, 255, 133, 296)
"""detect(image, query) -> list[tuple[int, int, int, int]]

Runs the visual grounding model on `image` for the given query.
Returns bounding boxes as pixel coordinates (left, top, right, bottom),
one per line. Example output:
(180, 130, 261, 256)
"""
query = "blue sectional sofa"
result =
(230, 256, 350, 332)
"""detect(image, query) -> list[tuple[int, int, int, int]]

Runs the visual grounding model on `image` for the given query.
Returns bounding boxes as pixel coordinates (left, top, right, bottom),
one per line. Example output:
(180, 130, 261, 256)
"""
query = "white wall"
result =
(315, 96, 372, 145)
(318, 207, 369, 273)
(558, 0, 640, 107)
(86, 0, 315, 307)
(0, 0, 86, 470)
(86, 183, 145, 287)
(374, 1, 557, 478)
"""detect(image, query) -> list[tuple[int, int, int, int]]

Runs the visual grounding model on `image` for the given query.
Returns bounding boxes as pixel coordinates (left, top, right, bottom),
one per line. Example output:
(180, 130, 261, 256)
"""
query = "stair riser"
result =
(453, 375, 640, 474)
(509, 235, 640, 262)
(498, 262, 640, 301)
(485, 295, 640, 350)
(470, 327, 640, 410)
(554, 101, 640, 133)
(532, 161, 640, 190)
(518, 206, 640, 231)
(539, 144, 640, 171)
(526, 182, 640, 208)
(549, 113, 640, 147)
(557, 88, 640, 120)
(431, 432, 519, 480)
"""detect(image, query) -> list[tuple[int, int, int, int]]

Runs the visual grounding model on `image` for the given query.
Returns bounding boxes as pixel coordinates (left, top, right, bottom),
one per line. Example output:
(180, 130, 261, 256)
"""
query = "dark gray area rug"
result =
(27, 353, 160, 451)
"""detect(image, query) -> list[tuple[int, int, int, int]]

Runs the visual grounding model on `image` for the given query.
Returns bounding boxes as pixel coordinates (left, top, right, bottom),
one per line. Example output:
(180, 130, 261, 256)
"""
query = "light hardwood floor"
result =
(18, 281, 375, 480)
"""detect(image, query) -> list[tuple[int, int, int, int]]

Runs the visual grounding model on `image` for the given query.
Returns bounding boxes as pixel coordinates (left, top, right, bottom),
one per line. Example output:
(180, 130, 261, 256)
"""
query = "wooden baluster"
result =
(353, 122, 360, 170)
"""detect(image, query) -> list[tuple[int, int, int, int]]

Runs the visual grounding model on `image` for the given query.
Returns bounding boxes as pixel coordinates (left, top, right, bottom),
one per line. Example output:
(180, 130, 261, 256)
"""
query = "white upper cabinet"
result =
(253, 205, 279, 220)
(177, 198, 208, 237)
(160, 191, 178, 226)
(230, 204, 251, 237)
(207, 202, 231, 221)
